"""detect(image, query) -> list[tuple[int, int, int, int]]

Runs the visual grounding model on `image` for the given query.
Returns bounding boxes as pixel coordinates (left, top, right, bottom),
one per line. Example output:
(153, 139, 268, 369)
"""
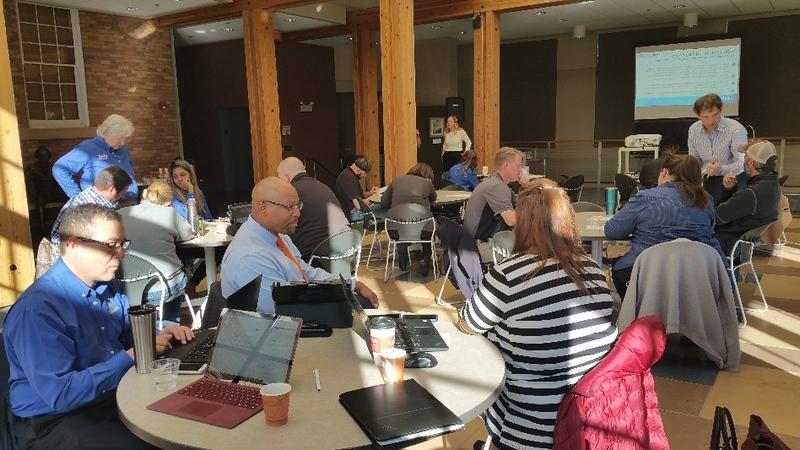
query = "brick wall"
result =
(3, 1, 180, 179)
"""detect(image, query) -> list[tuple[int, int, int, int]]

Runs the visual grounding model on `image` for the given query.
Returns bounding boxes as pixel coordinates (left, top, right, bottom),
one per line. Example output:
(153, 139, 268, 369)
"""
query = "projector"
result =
(625, 134, 662, 148)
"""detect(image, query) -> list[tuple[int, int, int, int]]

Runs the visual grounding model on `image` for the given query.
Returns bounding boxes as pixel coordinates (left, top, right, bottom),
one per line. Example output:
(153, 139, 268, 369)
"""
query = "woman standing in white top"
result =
(441, 115, 472, 173)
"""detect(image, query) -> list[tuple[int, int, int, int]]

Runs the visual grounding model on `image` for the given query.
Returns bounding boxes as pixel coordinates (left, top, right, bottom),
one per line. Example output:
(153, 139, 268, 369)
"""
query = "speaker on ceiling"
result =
(446, 97, 465, 123)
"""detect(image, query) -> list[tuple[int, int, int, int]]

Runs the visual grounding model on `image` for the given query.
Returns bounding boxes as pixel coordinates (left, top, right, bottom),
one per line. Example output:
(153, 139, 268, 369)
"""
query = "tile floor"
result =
(356, 219, 800, 450)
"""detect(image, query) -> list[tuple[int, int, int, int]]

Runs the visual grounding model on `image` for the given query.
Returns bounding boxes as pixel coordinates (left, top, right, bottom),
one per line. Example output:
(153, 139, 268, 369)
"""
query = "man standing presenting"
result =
(4, 204, 193, 450)
(687, 93, 748, 204)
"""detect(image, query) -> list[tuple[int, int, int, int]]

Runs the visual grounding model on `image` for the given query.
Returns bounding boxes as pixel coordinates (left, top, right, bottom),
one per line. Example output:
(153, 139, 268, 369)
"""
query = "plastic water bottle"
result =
(187, 197, 198, 235)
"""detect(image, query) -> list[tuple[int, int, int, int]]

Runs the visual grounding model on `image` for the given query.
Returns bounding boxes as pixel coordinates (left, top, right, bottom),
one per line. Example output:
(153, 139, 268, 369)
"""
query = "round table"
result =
(574, 211, 620, 264)
(368, 190, 471, 205)
(176, 226, 233, 286)
(117, 321, 505, 450)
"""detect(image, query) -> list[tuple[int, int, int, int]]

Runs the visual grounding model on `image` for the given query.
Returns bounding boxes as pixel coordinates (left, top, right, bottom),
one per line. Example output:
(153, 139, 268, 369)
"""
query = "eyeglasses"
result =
(261, 200, 304, 212)
(69, 236, 131, 252)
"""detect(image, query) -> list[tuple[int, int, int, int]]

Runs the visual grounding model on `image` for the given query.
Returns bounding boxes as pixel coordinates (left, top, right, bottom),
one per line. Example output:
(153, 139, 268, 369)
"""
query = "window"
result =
(17, 2, 89, 127)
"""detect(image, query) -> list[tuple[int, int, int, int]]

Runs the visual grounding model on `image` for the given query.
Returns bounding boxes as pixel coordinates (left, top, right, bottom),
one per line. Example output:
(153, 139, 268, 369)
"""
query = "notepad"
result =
(339, 379, 464, 447)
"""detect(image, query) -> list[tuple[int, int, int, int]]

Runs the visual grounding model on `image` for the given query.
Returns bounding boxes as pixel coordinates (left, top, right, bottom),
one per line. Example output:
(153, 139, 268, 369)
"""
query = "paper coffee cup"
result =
(261, 383, 292, 426)
(379, 348, 406, 383)
(481, 165, 489, 176)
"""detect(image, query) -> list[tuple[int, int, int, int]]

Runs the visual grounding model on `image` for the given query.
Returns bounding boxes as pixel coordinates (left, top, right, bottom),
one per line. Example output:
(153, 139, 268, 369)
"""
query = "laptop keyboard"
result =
(183, 330, 216, 361)
(179, 378, 262, 410)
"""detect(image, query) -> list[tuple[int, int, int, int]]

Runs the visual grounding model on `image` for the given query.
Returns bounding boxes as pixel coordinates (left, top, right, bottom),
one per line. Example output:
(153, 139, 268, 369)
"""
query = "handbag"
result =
(741, 415, 792, 450)
(710, 406, 738, 450)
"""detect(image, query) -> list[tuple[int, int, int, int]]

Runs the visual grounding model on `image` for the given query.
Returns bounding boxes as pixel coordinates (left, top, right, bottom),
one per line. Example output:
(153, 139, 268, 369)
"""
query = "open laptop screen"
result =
(207, 309, 302, 385)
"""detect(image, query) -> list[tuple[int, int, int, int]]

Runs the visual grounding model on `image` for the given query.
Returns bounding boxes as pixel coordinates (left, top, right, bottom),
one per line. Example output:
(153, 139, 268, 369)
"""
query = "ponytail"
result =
(662, 155, 709, 209)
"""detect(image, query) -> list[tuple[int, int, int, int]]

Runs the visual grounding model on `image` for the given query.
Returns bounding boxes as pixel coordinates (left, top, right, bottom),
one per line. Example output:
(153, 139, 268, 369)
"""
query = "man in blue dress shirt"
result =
(53, 114, 138, 201)
(221, 177, 379, 314)
(3, 204, 193, 449)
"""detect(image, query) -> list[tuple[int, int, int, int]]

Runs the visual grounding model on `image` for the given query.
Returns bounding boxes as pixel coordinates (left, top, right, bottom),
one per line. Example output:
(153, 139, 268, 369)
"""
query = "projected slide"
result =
(635, 38, 741, 120)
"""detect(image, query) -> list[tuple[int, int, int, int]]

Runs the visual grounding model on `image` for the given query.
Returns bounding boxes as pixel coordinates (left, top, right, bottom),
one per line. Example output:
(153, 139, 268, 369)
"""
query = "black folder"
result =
(339, 379, 464, 447)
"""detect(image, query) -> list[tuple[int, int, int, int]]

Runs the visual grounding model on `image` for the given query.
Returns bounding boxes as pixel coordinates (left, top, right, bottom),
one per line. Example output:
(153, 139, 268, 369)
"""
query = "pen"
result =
(313, 368, 321, 391)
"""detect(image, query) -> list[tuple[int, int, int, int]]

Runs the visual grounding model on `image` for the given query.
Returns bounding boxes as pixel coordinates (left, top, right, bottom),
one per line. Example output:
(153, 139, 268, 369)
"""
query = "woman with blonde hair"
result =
(119, 180, 193, 324)
(441, 115, 472, 173)
(169, 159, 212, 221)
(457, 178, 617, 450)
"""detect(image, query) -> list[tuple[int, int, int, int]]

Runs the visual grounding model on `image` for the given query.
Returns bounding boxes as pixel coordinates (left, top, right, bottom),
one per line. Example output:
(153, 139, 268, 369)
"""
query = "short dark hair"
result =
(693, 93, 723, 114)
(58, 204, 121, 252)
(658, 136, 680, 156)
(94, 166, 132, 191)
(407, 162, 434, 180)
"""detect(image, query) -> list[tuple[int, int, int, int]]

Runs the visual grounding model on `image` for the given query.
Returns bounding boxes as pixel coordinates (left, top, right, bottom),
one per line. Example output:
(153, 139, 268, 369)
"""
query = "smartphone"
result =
(178, 362, 207, 374)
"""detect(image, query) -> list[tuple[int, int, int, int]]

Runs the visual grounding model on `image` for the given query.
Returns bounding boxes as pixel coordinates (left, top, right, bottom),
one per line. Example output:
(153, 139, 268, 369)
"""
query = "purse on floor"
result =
(741, 415, 792, 450)
(710, 406, 738, 450)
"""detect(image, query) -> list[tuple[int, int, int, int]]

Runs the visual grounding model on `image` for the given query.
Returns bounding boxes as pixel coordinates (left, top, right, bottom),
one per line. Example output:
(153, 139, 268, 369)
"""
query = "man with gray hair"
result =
(463, 147, 524, 240)
(277, 157, 350, 260)
(51, 166, 132, 247)
(4, 204, 193, 450)
(53, 114, 138, 200)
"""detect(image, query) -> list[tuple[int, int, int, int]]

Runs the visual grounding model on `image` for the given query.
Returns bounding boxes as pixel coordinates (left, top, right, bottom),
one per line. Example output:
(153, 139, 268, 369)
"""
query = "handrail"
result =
(305, 158, 338, 182)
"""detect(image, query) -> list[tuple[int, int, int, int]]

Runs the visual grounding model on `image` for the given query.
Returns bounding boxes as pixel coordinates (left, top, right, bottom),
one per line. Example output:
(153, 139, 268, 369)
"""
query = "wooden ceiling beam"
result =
(153, 0, 325, 29)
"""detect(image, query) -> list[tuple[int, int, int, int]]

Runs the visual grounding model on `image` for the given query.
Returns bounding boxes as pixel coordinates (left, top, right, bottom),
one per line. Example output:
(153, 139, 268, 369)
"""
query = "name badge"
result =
(98, 153, 108, 161)
(107, 300, 119, 315)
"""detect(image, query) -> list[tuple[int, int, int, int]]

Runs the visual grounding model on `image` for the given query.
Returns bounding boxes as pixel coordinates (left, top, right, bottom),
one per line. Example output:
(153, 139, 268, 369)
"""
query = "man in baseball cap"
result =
(334, 156, 378, 220)
(715, 140, 781, 254)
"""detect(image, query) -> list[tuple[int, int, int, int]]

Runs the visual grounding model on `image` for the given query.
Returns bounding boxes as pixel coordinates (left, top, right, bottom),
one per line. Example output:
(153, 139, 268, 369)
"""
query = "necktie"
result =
(276, 236, 308, 282)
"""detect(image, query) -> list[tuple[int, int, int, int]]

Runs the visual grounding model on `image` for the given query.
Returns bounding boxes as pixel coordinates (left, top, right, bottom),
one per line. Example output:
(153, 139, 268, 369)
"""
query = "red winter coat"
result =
(553, 316, 670, 450)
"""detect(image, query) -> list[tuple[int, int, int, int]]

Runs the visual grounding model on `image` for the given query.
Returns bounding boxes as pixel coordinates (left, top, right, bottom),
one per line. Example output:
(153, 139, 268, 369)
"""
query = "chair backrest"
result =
(308, 229, 363, 278)
(778, 175, 789, 187)
(491, 230, 515, 264)
(227, 202, 252, 234)
(614, 173, 640, 206)
(385, 203, 435, 242)
(732, 221, 775, 262)
(200, 281, 225, 329)
(119, 252, 167, 308)
(226, 276, 262, 312)
(440, 184, 466, 191)
(559, 175, 585, 202)
(571, 202, 605, 213)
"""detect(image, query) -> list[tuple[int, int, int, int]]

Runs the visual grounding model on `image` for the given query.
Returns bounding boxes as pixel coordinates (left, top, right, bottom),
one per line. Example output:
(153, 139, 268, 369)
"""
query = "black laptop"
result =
(272, 280, 353, 328)
(339, 275, 449, 353)
(227, 276, 261, 312)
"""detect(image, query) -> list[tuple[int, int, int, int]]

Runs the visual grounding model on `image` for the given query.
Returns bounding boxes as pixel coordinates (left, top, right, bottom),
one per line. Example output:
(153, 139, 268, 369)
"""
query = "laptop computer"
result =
(227, 276, 261, 311)
(273, 280, 353, 328)
(147, 309, 302, 428)
(163, 328, 217, 366)
(338, 275, 449, 353)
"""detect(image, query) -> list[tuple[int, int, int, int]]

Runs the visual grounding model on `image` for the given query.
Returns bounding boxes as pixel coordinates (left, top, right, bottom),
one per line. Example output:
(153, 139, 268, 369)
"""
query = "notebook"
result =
(147, 309, 302, 428)
(340, 275, 449, 353)
(339, 378, 464, 446)
(272, 280, 353, 328)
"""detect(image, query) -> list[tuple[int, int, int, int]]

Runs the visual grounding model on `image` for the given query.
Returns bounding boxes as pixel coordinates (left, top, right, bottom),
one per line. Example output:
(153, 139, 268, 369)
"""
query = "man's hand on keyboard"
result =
(160, 325, 195, 345)
(156, 335, 173, 354)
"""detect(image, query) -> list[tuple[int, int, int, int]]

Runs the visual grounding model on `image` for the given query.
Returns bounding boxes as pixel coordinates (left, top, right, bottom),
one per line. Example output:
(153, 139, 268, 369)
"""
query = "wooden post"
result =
(352, 27, 380, 188)
(243, 8, 283, 181)
(473, 11, 500, 171)
(0, 0, 34, 306)
(379, 0, 416, 184)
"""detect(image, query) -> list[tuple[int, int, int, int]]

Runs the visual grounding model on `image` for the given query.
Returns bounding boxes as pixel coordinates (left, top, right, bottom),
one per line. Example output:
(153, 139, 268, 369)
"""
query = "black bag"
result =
(710, 406, 738, 450)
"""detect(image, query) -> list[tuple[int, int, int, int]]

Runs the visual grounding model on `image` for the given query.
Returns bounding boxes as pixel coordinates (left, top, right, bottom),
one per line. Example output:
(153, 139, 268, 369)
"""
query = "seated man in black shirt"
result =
(334, 156, 378, 221)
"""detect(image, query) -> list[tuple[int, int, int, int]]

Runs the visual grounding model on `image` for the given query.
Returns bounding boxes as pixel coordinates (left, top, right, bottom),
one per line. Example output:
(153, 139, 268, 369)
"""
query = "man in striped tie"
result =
(221, 177, 379, 314)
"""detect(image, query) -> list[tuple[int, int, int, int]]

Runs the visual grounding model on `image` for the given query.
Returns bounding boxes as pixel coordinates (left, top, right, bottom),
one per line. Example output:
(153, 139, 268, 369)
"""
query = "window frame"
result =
(17, 2, 90, 128)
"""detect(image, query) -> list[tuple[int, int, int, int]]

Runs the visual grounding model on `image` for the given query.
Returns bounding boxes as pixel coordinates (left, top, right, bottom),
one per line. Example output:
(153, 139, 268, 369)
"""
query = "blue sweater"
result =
(604, 182, 727, 270)
(52, 135, 137, 199)
(448, 163, 479, 190)
(171, 191, 213, 221)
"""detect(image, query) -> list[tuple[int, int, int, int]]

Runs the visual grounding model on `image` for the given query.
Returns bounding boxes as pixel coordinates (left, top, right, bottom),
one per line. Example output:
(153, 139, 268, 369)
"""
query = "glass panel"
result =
(41, 65, 58, 83)
(24, 63, 42, 82)
(45, 103, 63, 120)
(56, 27, 73, 46)
(22, 43, 41, 62)
(58, 66, 75, 83)
(58, 47, 75, 64)
(62, 102, 79, 119)
(20, 23, 38, 43)
(36, 5, 55, 25)
(18, 3, 38, 23)
(25, 83, 43, 101)
(54, 9, 71, 27)
(38, 25, 56, 45)
(27, 102, 45, 120)
(43, 84, 61, 102)
(40, 45, 58, 63)
(61, 84, 77, 101)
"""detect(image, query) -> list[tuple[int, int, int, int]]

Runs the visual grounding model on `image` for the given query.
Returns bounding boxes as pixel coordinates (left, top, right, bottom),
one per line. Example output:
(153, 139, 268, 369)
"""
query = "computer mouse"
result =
(404, 352, 438, 369)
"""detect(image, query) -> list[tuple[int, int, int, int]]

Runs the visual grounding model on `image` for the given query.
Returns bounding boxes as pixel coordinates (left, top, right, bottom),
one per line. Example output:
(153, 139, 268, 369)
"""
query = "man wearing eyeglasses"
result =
(221, 177, 379, 313)
(3, 204, 194, 450)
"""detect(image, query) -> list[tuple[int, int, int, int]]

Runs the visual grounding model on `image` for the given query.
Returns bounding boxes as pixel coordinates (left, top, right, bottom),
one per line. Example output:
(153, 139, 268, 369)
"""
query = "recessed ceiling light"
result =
(432, 25, 442, 30)
(223, 27, 233, 32)
(209, 29, 216, 32)
(579, 0, 595, 4)
(346, 36, 353, 41)
(174, 0, 183, 2)
(126, 6, 139, 11)
(558, 18, 567, 22)
(194, 29, 206, 34)
(458, 31, 465, 35)
(673, 4, 686, 8)
(286, 17, 297, 22)
(533, 10, 546, 16)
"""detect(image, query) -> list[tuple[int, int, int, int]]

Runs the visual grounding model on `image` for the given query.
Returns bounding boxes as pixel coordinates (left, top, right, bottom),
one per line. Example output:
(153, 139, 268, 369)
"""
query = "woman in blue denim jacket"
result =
(605, 155, 727, 299)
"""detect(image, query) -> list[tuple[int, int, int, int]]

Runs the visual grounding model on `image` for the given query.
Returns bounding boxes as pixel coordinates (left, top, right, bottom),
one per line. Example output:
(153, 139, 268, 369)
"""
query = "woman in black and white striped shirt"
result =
(458, 178, 618, 450)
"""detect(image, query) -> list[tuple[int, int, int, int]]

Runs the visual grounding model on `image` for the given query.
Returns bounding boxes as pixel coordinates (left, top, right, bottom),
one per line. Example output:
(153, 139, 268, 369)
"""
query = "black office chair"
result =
(614, 173, 640, 209)
(227, 202, 252, 235)
(200, 282, 225, 329)
(558, 175, 585, 203)
(778, 175, 789, 187)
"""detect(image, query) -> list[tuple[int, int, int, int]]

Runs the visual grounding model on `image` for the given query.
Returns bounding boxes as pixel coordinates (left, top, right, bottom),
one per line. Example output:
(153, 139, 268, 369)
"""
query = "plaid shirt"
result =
(687, 116, 747, 175)
(50, 186, 114, 246)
